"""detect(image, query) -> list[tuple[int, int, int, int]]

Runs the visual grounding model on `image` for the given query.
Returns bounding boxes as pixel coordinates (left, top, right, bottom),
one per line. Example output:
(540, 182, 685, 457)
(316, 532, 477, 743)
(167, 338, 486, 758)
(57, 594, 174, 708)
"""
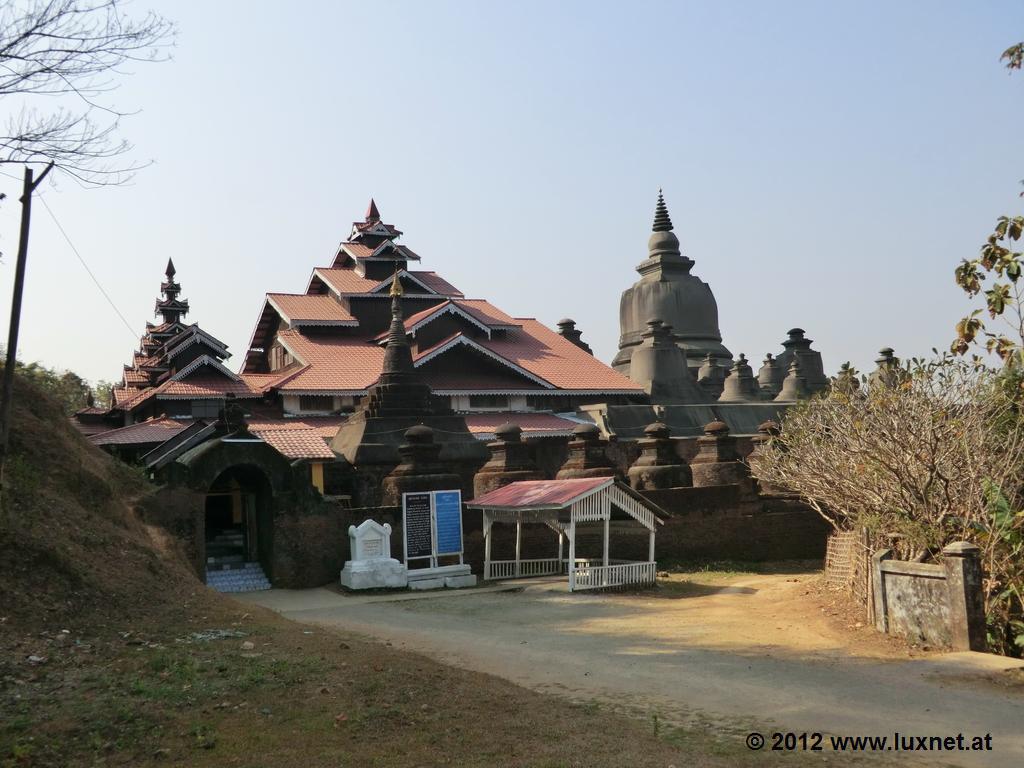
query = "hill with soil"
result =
(0, 373, 205, 632)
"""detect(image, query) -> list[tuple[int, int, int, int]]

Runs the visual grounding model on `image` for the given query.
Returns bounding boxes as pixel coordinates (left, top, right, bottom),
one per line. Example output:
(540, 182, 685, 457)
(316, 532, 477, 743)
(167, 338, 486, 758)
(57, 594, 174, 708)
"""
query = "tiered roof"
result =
(244, 200, 641, 399)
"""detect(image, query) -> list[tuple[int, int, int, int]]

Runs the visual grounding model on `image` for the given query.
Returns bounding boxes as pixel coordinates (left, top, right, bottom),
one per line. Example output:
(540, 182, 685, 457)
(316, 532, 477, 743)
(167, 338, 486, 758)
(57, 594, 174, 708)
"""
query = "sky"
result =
(2, 0, 1024, 384)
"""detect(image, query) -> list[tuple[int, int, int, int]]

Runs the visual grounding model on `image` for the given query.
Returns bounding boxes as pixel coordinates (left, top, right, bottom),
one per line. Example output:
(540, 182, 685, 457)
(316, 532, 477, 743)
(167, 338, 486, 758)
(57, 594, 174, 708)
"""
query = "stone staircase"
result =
(205, 530, 271, 593)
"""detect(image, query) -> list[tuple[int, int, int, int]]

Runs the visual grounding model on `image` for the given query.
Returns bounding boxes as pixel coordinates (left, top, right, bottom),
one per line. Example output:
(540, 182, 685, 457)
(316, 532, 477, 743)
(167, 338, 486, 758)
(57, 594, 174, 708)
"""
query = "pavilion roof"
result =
(468, 478, 614, 510)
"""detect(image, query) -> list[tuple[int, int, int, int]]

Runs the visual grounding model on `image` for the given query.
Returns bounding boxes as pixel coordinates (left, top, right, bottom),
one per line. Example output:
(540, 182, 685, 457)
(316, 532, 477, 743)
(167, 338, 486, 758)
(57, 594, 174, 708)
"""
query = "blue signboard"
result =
(433, 490, 463, 556)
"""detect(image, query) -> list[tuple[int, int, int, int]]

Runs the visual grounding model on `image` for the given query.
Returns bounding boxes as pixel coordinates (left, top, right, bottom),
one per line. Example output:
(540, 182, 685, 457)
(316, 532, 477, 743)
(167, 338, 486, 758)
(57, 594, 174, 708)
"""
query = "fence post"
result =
(942, 541, 987, 652)
(871, 549, 892, 633)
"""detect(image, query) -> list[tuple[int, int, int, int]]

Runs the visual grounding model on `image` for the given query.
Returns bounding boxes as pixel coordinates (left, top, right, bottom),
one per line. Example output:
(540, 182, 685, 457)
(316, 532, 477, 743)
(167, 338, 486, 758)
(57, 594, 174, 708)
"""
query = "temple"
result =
(73, 194, 871, 593)
(587, 191, 832, 438)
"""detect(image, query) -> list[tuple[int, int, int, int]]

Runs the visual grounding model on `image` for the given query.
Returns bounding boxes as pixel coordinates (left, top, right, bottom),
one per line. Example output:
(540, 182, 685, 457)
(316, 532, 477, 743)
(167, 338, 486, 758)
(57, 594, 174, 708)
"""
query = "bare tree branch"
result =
(0, 0, 174, 185)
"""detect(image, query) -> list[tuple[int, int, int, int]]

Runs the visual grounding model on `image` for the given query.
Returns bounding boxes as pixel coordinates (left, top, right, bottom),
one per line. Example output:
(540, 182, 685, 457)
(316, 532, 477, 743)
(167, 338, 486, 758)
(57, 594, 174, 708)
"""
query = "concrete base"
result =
(406, 563, 475, 591)
(408, 577, 446, 591)
(339, 558, 408, 590)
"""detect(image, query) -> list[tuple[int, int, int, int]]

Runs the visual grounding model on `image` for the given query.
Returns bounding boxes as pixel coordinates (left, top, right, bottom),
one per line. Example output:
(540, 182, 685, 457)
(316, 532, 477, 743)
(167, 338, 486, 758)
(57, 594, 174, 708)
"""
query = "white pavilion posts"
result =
(568, 517, 576, 591)
(514, 519, 522, 577)
(483, 512, 492, 580)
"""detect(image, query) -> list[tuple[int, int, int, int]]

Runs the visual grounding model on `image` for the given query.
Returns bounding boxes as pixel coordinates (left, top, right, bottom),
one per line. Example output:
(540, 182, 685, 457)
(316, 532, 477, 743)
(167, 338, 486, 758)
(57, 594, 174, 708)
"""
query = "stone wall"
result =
(272, 504, 401, 588)
(872, 543, 986, 652)
(641, 488, 829, 562)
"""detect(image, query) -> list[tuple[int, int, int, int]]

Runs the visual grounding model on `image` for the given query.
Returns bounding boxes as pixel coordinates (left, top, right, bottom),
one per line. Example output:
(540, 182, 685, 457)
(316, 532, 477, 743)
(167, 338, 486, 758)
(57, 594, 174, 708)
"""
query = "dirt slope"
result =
(0, 373, 205, 631)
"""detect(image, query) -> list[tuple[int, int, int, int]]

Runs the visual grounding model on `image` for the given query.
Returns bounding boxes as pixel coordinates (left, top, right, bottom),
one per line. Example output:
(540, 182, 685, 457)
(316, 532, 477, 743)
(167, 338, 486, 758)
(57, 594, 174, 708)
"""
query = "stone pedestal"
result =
(555, 423, 619, 480)
(340, 520, 408, 590)
(474, 423, 545, 497)
(690, 421, 751, 487)
(628, 422, 692, 490)
(381, 426, 465, 506)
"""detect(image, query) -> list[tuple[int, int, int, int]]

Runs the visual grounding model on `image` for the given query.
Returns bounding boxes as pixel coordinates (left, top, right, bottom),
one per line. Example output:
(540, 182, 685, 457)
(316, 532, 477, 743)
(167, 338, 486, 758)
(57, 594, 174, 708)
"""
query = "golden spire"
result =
(389, 265, 404, 298)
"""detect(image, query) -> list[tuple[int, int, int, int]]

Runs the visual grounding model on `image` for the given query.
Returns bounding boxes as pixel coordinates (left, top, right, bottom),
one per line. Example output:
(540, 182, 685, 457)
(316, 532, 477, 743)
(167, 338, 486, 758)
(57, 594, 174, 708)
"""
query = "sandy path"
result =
(241, 574, 1024, 767)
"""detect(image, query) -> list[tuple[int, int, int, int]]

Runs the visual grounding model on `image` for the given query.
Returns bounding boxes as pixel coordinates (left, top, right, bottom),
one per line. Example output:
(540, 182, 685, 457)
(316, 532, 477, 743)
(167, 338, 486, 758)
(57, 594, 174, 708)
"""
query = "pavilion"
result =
(467, 477, 664, 591)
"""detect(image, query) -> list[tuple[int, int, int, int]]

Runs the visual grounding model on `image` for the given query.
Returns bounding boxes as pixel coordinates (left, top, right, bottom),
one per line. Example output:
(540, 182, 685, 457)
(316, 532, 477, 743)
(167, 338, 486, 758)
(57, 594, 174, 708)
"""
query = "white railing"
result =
(572, 561, 657, 591)
(485, 558, 563, 580)
(606, 484, 658, 531)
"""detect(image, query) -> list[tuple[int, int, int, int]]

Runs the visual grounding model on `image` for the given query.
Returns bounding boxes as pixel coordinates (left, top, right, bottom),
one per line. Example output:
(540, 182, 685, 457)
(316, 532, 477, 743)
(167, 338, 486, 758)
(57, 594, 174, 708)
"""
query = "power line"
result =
(35, 193, 138, 340)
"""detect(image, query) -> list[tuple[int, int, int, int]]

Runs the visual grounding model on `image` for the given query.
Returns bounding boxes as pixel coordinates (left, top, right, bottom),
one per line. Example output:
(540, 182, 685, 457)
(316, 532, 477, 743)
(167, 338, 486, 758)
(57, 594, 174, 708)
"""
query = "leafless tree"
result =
(0, 0, 174, 185)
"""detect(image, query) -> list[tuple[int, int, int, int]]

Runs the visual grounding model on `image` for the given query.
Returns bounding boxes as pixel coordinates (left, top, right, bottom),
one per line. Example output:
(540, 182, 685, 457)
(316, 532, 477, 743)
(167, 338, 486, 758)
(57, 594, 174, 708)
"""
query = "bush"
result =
(750, 356, 1024, 655)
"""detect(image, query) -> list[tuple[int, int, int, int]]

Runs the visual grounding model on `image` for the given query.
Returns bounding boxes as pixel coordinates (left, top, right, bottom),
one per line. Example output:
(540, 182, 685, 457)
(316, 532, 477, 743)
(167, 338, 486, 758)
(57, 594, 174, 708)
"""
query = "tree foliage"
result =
(750, 358, 1024, 654)
(0, 0, 174, 184)
(954, 42, 1024, 360)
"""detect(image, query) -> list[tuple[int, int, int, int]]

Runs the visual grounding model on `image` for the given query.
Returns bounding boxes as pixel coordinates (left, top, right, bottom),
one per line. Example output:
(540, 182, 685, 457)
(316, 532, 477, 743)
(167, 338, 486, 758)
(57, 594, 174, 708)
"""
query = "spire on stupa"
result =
(652, 188, 674, 232)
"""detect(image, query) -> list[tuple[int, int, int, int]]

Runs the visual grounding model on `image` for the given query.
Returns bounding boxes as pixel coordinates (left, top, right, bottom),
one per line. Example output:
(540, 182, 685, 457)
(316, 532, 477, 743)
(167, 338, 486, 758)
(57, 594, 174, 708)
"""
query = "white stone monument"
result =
(339, 520, 408, 590)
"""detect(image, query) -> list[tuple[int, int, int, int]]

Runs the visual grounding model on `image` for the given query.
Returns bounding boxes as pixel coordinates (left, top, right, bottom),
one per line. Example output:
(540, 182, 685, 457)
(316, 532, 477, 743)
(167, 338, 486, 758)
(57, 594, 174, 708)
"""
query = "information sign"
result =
(403, 492, 433, 560)
(434, 490, 463, 556)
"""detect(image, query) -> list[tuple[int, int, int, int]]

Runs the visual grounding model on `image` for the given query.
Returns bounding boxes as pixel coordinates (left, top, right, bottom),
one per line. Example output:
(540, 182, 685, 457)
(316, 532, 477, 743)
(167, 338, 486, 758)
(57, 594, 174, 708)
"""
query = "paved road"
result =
(240, 576, 1024, 767)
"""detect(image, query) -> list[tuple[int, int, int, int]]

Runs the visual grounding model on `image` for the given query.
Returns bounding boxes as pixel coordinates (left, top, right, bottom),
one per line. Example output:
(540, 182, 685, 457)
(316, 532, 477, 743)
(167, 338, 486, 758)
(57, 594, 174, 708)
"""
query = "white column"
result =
(558, 530, 564, 571)
(515, 519, 522, 577)
(484, 513, 492, 580)
(568, 518, 576, 591)
(648, 528, 656, 563)
(602, 493, 610, 568)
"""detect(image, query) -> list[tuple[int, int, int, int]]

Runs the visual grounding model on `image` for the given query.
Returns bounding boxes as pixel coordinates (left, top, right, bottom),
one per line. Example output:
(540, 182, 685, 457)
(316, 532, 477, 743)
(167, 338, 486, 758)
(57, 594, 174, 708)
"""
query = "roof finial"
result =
(652, 189, 673, 232)
(366, 198, 380, 222)
(165, 258, 176, 279)
(389, 264, 404, 299)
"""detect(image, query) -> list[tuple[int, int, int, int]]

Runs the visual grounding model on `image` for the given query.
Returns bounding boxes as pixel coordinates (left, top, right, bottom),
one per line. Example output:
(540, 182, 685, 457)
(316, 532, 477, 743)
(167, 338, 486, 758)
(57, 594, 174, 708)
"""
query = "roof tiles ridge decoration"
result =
(171, 355, 241, 382)
(373, 300, 495, 341)
(412, 332, 555, 389)
(163, 327, 231, 361)
(372, 269, 441, 296)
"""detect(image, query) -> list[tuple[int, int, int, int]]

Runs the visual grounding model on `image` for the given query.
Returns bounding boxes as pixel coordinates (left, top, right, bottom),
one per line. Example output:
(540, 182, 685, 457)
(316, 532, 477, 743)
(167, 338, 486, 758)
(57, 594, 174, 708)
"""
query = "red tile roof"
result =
(275, 330, 383, 392)
(156, 375, 264, 399)
(267, 294, 357, 325)
(408, 271, 462, 296)
(271, 314, 642, 395)
(468, 478, 613, 509)
(456, 299, 519, 327)
(482, 320, 641, 392)
(90, 417, 187, 446)
(249, 428, 335, 460)
(247, 416, 345, 438)
(463, 413, 582, 438)
(312, 268, 380, 295)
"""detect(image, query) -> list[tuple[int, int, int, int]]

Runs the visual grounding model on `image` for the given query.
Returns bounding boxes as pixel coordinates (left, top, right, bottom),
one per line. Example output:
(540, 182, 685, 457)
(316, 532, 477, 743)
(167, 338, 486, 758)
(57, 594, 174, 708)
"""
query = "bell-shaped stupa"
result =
(612, 191, 732, 386)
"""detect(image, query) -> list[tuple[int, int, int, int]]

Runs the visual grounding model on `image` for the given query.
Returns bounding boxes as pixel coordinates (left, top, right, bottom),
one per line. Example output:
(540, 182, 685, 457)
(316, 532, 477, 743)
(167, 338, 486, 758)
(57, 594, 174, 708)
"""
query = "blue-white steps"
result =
(205, 562, 272, 593)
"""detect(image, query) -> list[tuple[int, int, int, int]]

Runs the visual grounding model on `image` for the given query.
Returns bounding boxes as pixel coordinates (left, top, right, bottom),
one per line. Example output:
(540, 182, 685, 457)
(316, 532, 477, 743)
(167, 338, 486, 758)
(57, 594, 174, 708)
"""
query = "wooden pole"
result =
(0, 163, 54, 506)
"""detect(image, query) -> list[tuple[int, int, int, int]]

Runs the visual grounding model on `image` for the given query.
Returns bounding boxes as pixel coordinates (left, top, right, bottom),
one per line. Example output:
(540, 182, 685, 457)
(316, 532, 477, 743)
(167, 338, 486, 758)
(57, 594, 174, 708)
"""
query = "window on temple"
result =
(468, 394, 509, 409)
(192, 399, 221, 419)
(299, 395, 333, 413)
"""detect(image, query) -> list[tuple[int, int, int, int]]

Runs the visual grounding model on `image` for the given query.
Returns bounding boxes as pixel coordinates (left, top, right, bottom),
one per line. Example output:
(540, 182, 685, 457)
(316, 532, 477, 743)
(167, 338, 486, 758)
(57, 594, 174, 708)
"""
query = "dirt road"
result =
(241, 572, 1024, 766)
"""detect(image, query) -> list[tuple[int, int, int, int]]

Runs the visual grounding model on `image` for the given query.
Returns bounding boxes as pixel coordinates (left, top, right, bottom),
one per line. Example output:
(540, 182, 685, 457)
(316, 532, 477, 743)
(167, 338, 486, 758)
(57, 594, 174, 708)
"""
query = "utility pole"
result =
(0, 162, 55, 505)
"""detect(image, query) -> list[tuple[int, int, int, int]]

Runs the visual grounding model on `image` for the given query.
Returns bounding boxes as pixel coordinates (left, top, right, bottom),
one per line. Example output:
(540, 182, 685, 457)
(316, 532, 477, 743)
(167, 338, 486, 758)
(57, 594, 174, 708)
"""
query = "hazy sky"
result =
(2, 0, 1023, 384)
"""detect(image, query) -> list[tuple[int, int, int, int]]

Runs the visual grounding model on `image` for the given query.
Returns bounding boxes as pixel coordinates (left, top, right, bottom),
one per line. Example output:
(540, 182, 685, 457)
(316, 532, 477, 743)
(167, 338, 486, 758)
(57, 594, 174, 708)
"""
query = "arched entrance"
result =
(204, 465, 273, 579)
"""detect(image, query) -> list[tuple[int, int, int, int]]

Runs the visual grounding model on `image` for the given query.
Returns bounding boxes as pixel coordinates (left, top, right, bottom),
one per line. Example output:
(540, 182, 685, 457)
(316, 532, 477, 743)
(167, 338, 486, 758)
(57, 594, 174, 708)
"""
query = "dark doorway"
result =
(204, 465, 272, 572)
